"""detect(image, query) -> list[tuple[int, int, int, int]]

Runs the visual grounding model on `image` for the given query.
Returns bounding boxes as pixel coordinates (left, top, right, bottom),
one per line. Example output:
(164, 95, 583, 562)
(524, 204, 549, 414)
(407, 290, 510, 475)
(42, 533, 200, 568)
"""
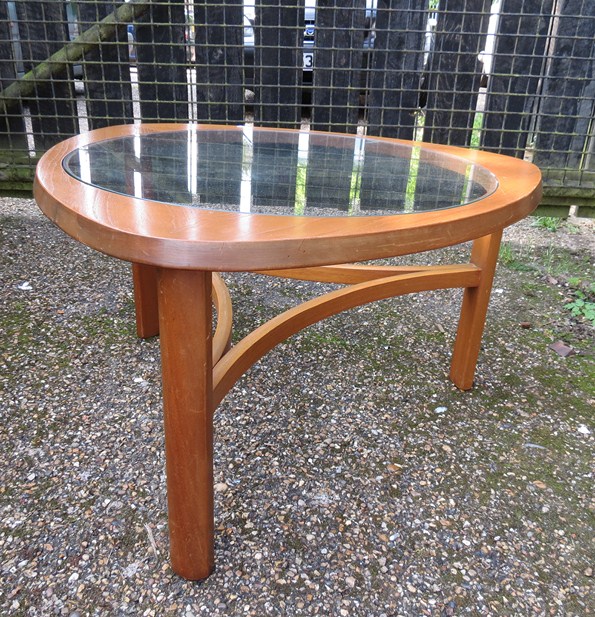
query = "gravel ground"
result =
(1, 197, 593, 616)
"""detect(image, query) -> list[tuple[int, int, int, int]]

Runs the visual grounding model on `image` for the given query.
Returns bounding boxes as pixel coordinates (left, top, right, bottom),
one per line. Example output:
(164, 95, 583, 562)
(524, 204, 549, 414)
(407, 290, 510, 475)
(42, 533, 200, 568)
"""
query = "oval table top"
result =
(34, 123, 542, 271)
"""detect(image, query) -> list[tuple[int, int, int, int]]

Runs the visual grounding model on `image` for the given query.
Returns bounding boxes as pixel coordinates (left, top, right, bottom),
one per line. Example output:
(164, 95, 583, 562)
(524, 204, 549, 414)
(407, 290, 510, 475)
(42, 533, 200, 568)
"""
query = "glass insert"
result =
(63, 127, 498, 216)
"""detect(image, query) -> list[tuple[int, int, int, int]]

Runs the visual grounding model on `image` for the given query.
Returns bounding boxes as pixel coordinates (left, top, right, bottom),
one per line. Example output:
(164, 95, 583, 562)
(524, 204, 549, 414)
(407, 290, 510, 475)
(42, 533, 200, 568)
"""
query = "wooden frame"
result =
(34, 124, 542, 580)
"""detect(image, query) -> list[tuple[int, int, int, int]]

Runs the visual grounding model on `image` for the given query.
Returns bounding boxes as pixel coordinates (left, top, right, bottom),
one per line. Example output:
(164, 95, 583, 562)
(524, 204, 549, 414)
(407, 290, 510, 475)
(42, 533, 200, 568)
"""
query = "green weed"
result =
(564, 290, 595, 326)
(532, 216, 563, 232)
(498, 243, 534, 271)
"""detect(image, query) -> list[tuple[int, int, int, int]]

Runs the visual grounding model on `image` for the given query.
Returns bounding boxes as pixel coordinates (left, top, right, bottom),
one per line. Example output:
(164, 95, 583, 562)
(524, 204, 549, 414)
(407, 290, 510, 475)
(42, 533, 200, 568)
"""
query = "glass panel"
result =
(63, 127, 498, 216)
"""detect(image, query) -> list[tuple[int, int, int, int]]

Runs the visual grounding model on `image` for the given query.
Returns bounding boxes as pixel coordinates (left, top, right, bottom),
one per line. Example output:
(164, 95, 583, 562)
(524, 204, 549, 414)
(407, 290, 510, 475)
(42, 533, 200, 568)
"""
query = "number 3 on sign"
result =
(303, 52, 314, 70)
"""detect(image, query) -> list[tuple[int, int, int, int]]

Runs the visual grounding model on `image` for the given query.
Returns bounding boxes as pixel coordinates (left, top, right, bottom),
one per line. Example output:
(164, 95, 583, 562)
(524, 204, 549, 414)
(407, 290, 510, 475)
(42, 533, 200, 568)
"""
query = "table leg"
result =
(132, 263, 160, 338)
(449, 230, 503, 390)
(157, 268, 214, 580)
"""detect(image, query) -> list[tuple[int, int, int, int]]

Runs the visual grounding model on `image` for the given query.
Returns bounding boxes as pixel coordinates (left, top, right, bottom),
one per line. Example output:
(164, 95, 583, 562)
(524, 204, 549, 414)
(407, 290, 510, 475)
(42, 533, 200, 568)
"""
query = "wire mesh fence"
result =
(0, 0, 593, 215)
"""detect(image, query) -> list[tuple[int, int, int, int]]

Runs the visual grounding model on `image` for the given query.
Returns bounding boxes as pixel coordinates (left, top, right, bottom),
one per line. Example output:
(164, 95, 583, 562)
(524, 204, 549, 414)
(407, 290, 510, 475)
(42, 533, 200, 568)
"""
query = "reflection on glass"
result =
(63, 127, 498, 216)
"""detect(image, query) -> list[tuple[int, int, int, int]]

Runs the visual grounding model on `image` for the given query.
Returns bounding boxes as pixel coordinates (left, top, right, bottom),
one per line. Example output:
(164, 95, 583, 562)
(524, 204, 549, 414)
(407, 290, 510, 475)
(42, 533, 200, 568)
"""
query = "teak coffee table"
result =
(34, 123, 542, 579)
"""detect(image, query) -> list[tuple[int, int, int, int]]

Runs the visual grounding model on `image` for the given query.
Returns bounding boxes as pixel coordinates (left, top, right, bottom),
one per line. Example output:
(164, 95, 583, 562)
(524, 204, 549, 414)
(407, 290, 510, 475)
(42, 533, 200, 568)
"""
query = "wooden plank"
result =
(136, 0, 188, 122)
(15, 0, 78, 150)
(540, 159, 595, 216)
(533, 0, 595, 169)
(533, 204, 572, 218)
(311, 0, 366, 133)
(76, 0, 133, 129)
(366, 0, 428, 139)
(193, 0, 244, 124)
(576, 206, 595, 219)
(0, 1, 27, 149)
(253, 0, 304, 128)
(481, 0, 554, 157)
(423, 0, 490, 147)
(587, 107, 595, 172)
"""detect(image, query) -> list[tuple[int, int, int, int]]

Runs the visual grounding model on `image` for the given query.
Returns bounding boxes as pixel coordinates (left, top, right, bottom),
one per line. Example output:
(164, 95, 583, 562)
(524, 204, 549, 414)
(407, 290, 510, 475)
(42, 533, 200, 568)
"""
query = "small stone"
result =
(548, 341, 575, 357)
(434, 406, 447, 414)
(123, 562, 139, 578)
(345, 576, 356, 588)
(584, 567, 593, 577)
(532, 480, 547, 489)
(68, 573, 79, 583)
(524, 443, 547, 450)
(214, 482, 228, 493)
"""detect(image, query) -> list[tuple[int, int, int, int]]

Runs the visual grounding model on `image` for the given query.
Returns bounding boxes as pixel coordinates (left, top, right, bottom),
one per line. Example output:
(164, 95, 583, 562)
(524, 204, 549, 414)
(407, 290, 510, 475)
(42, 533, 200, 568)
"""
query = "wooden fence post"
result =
(193, 0, 244, 124)
(136, 0, 188, 122)
(0, 2, 27, 152)
(481, 0, 554, 158)
(532, 0, 595, 170)
(15, 0, 78, 150)
(366, 0, 428, 140)
(423, 0, 491, 147)
(76, 0, 133, 129)
(254, 0, 305, 128)
(311, 0, 366, 133)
